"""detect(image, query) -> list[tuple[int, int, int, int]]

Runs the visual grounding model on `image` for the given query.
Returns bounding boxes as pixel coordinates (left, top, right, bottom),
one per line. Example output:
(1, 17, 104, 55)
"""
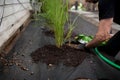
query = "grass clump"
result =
(41, 0, 69, 48)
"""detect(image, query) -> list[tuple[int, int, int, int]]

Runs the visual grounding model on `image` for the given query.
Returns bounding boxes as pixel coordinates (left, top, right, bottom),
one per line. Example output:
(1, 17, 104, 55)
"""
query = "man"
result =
(85, 0, 120, 57)
(68, 0, 80, 9)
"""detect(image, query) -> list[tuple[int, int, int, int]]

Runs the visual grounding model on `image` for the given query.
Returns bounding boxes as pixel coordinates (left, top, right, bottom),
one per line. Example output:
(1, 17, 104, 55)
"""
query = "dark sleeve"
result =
(98, 0, 115, 20)
(114, 0, 120, 24)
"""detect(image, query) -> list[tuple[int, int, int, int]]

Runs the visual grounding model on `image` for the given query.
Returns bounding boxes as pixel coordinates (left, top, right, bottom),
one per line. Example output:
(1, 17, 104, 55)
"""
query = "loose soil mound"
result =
(31, 45, 87, 67)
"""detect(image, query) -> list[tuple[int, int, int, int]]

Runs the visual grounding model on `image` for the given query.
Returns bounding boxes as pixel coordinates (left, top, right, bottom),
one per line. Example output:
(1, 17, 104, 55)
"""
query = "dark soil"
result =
(31, 45, 87, 67)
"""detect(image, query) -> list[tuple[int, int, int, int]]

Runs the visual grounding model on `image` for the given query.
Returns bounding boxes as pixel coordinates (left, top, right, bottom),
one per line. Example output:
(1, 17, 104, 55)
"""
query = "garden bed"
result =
(0, 12, 120, 80)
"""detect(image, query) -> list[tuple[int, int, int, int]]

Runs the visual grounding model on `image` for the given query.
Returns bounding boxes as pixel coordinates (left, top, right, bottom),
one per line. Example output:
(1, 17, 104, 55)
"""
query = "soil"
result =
(31, 45, 87, 67)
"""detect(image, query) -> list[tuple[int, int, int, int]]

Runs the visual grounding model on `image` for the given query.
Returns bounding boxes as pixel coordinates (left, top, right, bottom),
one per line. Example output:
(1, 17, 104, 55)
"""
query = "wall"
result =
(0, 0, 32, 50)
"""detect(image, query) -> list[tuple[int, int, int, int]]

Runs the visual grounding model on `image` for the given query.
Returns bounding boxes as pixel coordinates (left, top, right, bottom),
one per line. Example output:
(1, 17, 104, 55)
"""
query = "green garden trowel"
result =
(75, 34, 107, 46)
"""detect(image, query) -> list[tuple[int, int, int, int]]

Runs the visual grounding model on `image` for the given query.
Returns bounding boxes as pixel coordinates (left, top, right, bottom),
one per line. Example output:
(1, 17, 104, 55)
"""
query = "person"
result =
(97, 31, 120, 57)
(85, 0, 114, 48)
(83, 0, 120, 57)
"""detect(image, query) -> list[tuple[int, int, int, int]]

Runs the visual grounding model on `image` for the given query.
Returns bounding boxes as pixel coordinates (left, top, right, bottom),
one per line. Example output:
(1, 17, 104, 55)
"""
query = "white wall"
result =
(0, 0, 32, 49)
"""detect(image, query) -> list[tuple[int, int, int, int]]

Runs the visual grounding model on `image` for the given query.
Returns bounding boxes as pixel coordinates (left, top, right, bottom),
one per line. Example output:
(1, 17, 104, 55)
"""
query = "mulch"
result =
(31, 45, 87, 67)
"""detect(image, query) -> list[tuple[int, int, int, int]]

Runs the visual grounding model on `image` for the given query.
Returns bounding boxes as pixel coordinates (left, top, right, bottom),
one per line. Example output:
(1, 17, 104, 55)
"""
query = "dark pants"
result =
(98, 31, 120, 57)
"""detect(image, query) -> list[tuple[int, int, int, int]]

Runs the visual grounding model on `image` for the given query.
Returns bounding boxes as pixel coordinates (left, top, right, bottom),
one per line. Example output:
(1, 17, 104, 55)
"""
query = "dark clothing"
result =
(98, 0, 120, 57)
(114, 0, 120, 24)
(98, 0, 120, 24)
(98, 31, 120, 57)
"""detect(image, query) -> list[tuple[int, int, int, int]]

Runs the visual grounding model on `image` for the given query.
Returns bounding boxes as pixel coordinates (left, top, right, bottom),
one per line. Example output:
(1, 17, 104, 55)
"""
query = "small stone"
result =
(13, 52, 17, 56)
(21, 54, 25, 57)
(20, 66, 29, 71)
(8, 63, 13, 66)
(48, 64, 53, 67)
(90, 61, 93, 64)
(48, 78, 50, 80)
(30, 72, 34, 75)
